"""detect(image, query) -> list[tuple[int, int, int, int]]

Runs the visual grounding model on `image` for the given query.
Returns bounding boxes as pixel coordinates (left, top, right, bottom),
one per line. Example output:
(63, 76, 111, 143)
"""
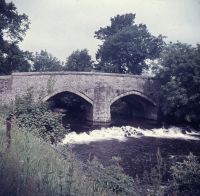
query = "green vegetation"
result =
(0, 0, 31, 75)
(94, 13, 165, 74)
(154, 42, 200, 128)
(169, 153, 200, 195)
(32, 50, 63, 72)
(13, 88, 66, 143)
(0, 122, 115, 196)
(64, 49, 94, 72)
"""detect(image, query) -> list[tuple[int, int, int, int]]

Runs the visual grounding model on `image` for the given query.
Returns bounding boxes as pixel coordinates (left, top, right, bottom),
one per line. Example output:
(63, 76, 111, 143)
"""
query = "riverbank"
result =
(0, 121, 116, 196)
(1, 116, 200, 195)
(0, 120, 143, 196)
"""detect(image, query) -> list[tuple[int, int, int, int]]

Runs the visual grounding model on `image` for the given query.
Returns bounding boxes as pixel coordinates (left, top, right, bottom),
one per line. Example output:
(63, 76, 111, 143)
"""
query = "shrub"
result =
(169, 153, 200, 195)
(85, 156, 137, 195)
(13, 88, 67, 142)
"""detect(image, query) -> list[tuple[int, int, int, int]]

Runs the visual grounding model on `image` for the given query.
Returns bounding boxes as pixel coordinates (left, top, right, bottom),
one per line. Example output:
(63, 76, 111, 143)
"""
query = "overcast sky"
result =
(11, 0, 200, 61)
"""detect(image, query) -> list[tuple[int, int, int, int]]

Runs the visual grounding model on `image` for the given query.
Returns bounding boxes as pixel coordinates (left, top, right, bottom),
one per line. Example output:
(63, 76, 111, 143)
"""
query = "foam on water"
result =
(62, 126, 200, 145)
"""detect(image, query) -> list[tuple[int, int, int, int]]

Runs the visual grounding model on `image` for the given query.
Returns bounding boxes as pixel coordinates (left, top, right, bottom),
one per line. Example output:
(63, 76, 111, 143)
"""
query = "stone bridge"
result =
(0, 72, 160, 124)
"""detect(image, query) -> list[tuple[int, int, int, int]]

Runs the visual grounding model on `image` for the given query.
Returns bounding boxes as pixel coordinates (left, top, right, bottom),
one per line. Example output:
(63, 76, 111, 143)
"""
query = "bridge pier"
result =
(92, 84, 111, 125)
(92, 104, 111, 125)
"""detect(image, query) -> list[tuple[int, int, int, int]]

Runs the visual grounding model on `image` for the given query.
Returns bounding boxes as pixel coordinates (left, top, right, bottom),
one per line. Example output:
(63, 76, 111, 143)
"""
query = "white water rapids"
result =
(62, 126, 200, 145)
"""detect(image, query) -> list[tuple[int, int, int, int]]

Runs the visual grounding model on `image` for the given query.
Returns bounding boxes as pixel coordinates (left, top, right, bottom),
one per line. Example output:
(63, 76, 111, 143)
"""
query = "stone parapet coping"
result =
(11, 71, 155, 80)
(0, 76, 11, 79)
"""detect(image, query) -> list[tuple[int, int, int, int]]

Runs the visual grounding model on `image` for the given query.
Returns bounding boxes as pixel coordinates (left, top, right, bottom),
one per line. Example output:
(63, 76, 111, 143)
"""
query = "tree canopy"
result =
(95, 13, 165, 74)
(154, 42, 200, 127)
(32, 50, 63, 72)
(0, 0, 31, 75)
(64, 49, 93, 71)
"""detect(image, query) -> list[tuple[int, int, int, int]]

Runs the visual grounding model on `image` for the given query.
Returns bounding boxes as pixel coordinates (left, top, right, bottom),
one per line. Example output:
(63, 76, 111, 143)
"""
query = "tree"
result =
(94, 13, 165, 74)
(64, 49, 93, 71)
(0, 0, 31, 75)
(154, 42, 200, 127)
(32, 50, 63, 71)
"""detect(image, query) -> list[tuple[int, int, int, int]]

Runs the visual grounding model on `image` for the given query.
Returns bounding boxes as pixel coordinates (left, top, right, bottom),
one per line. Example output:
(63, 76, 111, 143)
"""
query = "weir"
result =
(0, 72, 160, 125)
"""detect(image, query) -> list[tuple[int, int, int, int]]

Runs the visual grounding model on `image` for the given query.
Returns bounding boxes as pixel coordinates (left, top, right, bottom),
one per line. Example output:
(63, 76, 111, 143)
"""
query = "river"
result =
(61, 119, 200, 178)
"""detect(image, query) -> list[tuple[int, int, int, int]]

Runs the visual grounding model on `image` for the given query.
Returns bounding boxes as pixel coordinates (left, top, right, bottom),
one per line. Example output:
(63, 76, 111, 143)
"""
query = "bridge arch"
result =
(110, 90, 157, 122)
(110, 90, 156, 107)
(43, 88, 93, 105)
(43, 88, 94, 123)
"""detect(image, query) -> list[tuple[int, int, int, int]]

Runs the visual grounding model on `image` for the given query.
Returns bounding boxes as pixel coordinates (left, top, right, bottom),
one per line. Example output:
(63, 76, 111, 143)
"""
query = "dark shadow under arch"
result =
(110, 90, 156, 107)
(43, 88, 93, 105)
(44, 91, 93, 129)
(110, 92, 157, 126)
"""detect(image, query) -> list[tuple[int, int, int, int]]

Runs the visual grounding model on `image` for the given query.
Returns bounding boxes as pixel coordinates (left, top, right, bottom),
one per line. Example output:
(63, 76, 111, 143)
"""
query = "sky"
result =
(11, 0, 200, 61)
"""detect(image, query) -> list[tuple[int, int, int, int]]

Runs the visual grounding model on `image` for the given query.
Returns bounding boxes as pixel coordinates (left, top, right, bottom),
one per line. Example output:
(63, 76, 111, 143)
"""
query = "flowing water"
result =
(61, 121, 200, 178)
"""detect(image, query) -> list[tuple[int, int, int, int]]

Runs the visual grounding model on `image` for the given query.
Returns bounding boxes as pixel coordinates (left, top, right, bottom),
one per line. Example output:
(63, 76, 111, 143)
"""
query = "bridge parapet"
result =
(0, 72, 160, 124)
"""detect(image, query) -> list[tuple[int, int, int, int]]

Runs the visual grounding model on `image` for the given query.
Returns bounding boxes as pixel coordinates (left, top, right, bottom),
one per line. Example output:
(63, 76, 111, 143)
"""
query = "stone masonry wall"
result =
(0, 76, 13, 104)
(0, 72, 160, 123)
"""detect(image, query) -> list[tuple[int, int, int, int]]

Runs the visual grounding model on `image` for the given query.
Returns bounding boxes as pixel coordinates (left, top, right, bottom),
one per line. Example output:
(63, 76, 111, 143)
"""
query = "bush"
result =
(169, 153, 200, 195)
(85, 156, 136, 195)
(14, 88, 67, 142)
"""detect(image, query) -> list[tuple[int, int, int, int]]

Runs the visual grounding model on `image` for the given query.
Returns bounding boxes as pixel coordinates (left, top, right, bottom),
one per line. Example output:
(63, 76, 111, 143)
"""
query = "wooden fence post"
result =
(6, 114, 13, 150)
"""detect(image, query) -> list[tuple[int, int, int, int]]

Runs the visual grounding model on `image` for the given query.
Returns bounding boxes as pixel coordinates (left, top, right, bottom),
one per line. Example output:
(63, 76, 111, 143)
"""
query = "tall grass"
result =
(0, 120, 168, 196)
(0, 121, 119, 196)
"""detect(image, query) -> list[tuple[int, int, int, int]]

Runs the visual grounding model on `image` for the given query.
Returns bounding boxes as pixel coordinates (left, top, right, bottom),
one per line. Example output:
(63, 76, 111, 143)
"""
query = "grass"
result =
(0, 118, 119, 196)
